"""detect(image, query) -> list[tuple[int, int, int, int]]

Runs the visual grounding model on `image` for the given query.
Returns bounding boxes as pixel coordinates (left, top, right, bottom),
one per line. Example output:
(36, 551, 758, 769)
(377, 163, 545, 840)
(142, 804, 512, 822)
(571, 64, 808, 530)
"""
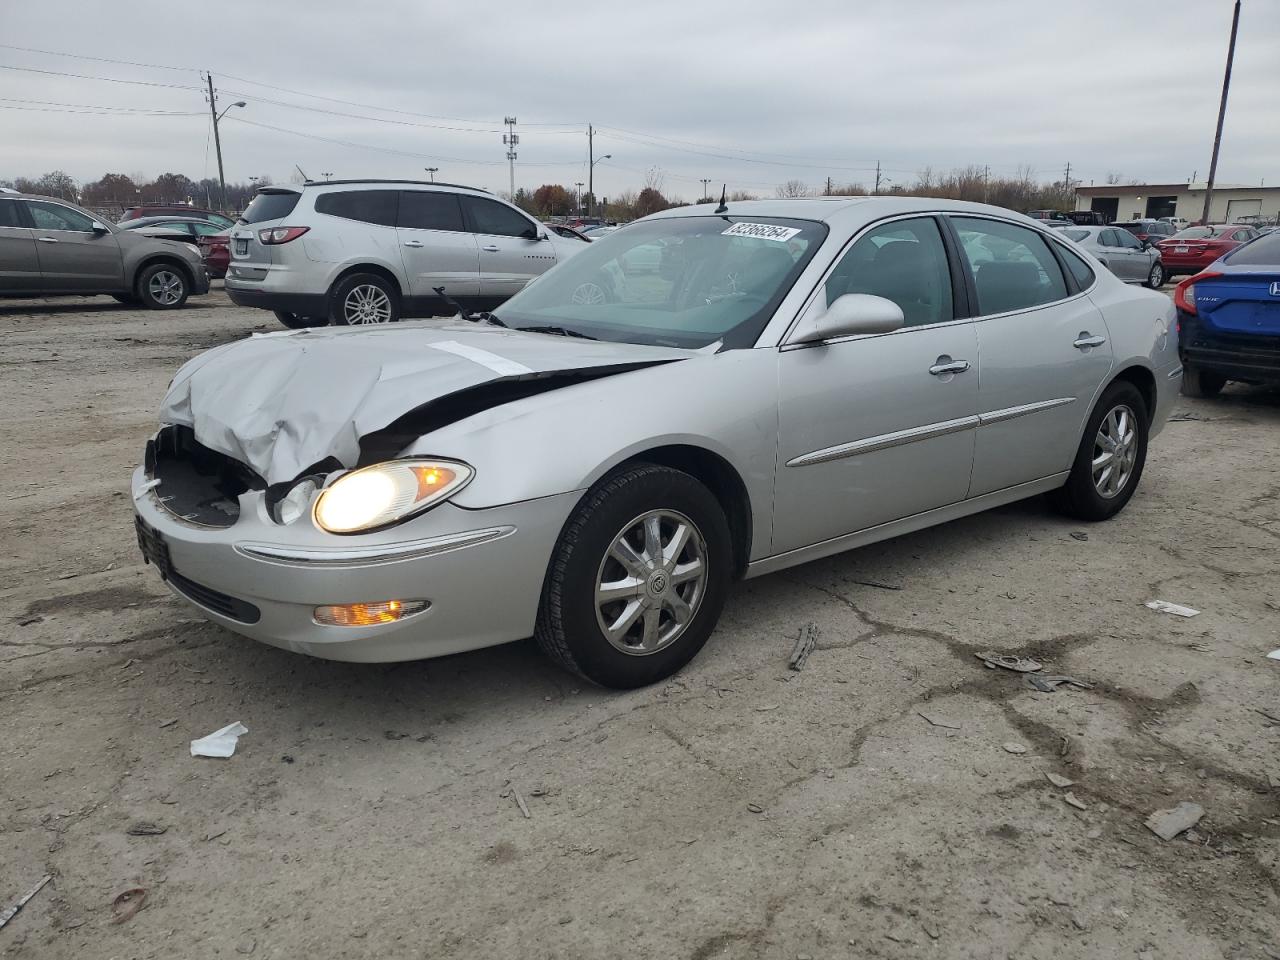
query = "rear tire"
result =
(329, 273, 399, 325)
(535, 463, 732, 689)
(1145, 262, 1165, 288)
(1051, 380, 1148, 522)
(1181, 364, 1226, 398)
(274, 310, 327, 329)
(136, 263, 190, 310)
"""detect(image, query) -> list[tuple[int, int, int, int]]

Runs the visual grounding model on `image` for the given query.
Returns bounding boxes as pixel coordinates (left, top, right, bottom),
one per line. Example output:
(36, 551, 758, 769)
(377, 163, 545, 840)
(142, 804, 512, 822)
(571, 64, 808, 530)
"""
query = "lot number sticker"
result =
(722, 222, 802, 243)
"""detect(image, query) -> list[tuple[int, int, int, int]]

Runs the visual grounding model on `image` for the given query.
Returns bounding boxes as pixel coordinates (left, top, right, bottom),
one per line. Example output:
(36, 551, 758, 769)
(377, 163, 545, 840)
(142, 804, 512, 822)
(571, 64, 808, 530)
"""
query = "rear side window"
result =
(241, 191, 301, 224)
(398, 191, 464, 232)
(1224, 232, 1280, 265)
(0, 198, 22, 228)
(952, 217, 1070, 315)
(314, 190, 399, 226)
(1056, 242, 1097, 289)
(461, 196, 535, 238)
(824, 217, 953, 327)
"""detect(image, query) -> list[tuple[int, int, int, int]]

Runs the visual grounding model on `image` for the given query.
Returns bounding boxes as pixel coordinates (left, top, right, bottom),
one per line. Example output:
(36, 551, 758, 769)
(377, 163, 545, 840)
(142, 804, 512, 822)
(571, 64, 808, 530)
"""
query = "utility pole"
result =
(575, 181, 584, 216)
(874, 161, 882, 195)
(587, 124, 594, 217)
(983, 165, 990, 204)
(207, 73, 227, 213)
(700, 178, 711, 201)
(825, 176, 832, 196)
(1202, 0, 1242, 225)
(503, 117, 518, 198)
(424, 167, 438, 183)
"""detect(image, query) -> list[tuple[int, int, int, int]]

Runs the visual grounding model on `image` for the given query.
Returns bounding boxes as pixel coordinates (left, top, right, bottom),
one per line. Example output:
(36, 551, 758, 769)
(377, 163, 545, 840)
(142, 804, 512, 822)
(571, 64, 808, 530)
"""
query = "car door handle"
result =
(481, 245, 500, 253)
(402, 240, 424, 248)
(37, 237, 59, 243)
(1074, 334, 1107, 349)
(928, 359, 970, 376)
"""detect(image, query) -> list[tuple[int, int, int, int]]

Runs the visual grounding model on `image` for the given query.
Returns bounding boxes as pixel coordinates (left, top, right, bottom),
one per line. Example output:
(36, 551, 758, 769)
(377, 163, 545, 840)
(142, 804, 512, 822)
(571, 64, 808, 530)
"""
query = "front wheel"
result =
(136, 263, 190, 310)
(274, 310, 327, 329)
(1051, 380, 1148, 521)
(329, 273, 399, 325)
(535, 464, 732, 689)
(1181, 364, 1226, 398)
(1145, 262, 1165, 289)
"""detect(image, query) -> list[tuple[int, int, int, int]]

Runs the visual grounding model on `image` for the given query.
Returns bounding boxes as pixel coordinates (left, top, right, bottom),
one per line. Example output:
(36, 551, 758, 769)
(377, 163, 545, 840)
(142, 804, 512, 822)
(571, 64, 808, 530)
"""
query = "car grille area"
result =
(147, 425, 262, 527)
(134, 515, 262, 624)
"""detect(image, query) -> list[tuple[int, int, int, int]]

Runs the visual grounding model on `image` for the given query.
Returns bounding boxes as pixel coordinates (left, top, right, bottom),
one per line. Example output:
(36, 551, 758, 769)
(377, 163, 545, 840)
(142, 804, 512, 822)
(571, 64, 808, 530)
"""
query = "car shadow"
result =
(0, 297, 135, 316)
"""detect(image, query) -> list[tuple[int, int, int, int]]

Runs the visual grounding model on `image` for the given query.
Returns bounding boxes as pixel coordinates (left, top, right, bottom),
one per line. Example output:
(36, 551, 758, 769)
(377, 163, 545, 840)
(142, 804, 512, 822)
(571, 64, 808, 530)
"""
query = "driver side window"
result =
(26, 201, 95, 232)
(824, 217, 954, 327)
(461, 196, 535, 238)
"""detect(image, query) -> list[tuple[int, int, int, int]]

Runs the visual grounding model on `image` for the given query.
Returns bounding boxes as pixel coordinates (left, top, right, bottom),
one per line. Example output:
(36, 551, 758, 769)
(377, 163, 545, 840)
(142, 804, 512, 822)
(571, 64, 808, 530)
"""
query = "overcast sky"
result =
(1, 0, 1276, 200)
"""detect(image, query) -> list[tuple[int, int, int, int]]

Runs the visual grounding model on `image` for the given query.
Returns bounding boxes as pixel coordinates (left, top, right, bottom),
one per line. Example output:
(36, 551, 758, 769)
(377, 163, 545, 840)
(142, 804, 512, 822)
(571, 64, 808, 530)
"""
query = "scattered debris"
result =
(1063, 793, 1088, 811)
(17, 616, 42, 627)
(975, 652, 1042, 673)
(0, 874, 52, 930)
(158, 718, 178, 729)
(921, 920, 941, 940)
(1070, 532, 1088, 541)
(1086, 828, 1102, 840)
(788, 622, 819, 671)
(1059, 736, 1072, 759)
(1145, 802, 1204, 841)
(755, 705, 779, 712)
(747, 803, 764, 814)
(1268, 649, 1280, 661)
(111, 887, 147, 924)
(852, 579, 902, 591)
(235, 938, 257, 955)
(1045, 772, 1075, 788)
(512, 788, 531, 820)
(281, 755, 295, 764)
(1254, 708, 1280, 724)
(1168, 412, 1200, 422)
(1144, 600, 1200, 618)
(190, 722, 248, 759)
(917, 710, 961, 730)
(125, 821, 167, 836)
(1002, 743, 1028, 755)
(1027, 674, 1093, 693)
(203, 830, 227, 842)
(383, 730, 408, 740)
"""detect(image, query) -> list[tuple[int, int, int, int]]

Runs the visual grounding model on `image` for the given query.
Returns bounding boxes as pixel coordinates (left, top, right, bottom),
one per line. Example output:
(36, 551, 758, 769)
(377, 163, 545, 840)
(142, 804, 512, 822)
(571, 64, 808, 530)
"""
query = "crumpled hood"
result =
(160, 321, 691, 485)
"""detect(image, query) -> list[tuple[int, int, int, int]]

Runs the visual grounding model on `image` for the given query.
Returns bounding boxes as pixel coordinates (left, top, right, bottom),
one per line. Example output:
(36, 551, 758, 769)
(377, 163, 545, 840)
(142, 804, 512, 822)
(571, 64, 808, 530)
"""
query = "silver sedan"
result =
(133, 198, 1180, 688)
(1061, 225, 1166, 288)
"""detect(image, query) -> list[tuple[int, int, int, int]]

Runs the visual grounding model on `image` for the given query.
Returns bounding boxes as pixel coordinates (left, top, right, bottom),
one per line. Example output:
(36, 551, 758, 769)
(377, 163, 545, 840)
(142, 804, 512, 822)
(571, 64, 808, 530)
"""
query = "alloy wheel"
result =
(1092, 403, 1138, 499)
(594, 509, 708, 656)
(570, 281, 607, 306)
(343, 284, 393, 324)
(148, 270, 184, 306)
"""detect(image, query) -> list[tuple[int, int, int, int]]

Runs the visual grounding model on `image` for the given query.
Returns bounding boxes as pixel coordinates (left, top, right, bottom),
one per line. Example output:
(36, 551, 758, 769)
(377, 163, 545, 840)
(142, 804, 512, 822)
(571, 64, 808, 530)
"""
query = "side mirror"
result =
(90, 221, 109, 234)
(790, 293, 905, 345)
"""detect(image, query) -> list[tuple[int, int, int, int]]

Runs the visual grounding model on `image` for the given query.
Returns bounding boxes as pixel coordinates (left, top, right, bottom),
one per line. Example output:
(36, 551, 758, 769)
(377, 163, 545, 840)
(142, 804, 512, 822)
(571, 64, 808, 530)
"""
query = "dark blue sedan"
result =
(1175, 230, 1280, 397)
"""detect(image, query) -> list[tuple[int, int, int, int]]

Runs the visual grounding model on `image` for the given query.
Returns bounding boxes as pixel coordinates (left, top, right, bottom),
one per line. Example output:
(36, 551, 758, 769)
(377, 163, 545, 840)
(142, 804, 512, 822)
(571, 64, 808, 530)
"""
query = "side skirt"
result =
(744, 473, 1069, 580)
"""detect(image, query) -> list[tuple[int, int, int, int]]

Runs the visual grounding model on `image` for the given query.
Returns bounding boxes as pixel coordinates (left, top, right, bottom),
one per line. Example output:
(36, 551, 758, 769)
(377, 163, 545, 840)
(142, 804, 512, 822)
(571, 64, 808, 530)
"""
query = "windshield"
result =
(494, 216, 827, 348)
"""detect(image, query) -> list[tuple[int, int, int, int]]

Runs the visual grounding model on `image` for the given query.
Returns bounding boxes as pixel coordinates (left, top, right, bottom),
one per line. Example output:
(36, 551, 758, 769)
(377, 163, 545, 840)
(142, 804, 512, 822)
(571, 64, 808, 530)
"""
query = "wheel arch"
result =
(133, 254, 194, 294)
(328, 262, 405, 299)
(1110, 364, 1157, 425)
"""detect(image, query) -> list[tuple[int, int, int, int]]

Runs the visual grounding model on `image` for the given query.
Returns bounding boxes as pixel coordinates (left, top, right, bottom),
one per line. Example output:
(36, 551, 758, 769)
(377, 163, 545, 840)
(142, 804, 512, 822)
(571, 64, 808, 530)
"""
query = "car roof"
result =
(642, 196, 1055, 231)
(123, 216, 211, 226)
(296, 179, 489, 193)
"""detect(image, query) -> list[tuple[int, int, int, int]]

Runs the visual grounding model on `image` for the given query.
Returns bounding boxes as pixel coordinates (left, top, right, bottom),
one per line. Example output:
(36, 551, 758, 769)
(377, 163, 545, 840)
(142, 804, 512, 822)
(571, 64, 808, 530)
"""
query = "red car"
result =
(197, 230, 231, 280)
(1155, 224, 1262, 279)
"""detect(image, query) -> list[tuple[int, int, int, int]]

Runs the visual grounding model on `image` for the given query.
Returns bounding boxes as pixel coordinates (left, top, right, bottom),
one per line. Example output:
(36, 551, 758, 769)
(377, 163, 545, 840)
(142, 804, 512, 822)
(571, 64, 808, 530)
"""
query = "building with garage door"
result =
(1074, 181, 1279, 225)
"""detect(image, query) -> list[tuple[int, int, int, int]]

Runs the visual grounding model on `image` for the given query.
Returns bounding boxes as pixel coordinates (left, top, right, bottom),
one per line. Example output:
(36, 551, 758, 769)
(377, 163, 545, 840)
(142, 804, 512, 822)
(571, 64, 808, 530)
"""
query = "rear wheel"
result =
(273, 310, 327, 329)
(1145, 262, 1165, 288)
(1181, 364, 1226, 398)
(535, 463, 732, 689)
(329, 273, 399, 325)
(136, 263, 189, 310)
(1051, 380, 1148, 522)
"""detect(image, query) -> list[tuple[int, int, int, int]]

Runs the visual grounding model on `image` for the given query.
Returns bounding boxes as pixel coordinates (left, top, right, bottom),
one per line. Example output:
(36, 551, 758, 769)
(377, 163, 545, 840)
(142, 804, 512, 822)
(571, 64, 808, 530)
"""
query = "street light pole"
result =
(574, 181, 584, 216)
(700, 178, 711, 202)
(425, 167, 438, 183)
(205, 73, 245, 214)
(589, 153, 612, 218)
(1201, 0, 1242, 225)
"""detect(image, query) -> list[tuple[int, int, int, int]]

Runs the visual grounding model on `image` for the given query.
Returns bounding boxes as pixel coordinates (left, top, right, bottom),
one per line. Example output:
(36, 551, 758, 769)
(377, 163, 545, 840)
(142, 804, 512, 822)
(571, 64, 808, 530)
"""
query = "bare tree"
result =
(728, 189, 757, 202)
(643, 166, 666, 193)
(1105, 172, 1125, 186)
(776, 179, 811, 198)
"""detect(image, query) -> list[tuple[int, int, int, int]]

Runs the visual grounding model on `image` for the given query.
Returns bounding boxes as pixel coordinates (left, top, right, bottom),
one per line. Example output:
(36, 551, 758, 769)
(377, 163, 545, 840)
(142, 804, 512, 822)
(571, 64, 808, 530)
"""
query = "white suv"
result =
(224, 180, 588, 328)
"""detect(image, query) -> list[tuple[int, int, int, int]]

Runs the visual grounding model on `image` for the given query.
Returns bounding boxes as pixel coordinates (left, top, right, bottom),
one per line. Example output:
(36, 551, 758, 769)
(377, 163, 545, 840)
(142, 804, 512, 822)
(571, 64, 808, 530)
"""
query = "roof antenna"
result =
(714, 183, 728, 214)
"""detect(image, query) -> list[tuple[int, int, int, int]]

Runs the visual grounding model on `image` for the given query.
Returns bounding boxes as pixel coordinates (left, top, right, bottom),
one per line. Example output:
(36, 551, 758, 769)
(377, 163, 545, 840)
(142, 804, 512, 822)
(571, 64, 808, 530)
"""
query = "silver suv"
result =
(0, 192, 209, 308)
(224, 180, 588, 328)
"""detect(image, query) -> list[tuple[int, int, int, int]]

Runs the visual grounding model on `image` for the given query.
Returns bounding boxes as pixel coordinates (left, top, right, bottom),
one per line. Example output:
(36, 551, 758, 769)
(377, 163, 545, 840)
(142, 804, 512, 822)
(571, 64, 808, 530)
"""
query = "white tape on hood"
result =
(430, 340, 534, 377)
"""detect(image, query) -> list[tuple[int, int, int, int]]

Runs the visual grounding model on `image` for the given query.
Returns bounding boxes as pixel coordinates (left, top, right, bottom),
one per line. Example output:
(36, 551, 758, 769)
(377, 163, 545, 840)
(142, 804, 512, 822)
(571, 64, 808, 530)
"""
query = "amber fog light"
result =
(313, 600, 428, 627)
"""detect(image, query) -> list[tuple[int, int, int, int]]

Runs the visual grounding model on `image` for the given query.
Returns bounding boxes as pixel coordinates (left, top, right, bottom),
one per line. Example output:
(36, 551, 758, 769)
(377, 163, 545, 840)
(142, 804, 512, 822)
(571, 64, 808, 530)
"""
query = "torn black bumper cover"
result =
(159, 322, 691, 486)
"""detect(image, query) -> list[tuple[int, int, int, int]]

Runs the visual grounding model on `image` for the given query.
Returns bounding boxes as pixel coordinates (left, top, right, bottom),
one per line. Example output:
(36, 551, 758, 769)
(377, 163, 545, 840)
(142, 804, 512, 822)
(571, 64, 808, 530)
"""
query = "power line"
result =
(0, 42, 198, 72)
(0, 96, 200, 114)
(219, 87, 503, 134)
(0, 62, 201, 90)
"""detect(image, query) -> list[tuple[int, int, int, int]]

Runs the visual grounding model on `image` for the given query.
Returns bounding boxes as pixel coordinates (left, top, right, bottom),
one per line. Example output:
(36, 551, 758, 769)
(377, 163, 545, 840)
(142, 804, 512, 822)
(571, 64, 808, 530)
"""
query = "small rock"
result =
(921, 920, 940, 940)
(235, 939, 256, 955)
(1045, 772, 1074, 788)
(126, 821, 167, 836)
(747, 803, 764, 814)
(1063, 793, 1088, 811)
(158, 718, 178, 728)
(1145, 802, 1204, 841)
(1070, 532, 1088, 541)
(1002, 742, 1028, 755)
(1071, 914, 1089, 931)
(1086, 828, 1102, 839)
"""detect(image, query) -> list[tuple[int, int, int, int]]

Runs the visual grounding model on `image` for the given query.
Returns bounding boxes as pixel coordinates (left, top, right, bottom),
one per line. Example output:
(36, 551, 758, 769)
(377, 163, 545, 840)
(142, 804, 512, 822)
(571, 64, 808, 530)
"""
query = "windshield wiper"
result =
(432, 286, 507, 327)
(515, 324, 598, 340)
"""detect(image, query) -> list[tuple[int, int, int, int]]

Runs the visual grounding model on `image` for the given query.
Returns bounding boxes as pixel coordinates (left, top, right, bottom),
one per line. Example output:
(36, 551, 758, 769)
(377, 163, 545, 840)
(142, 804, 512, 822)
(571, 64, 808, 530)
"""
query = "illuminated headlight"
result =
(313, 459, 472, 534)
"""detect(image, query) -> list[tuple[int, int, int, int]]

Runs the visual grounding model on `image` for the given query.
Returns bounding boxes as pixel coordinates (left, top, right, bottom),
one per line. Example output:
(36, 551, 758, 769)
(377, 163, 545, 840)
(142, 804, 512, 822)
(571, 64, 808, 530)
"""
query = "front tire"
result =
(274, 310, 327, 329)
(136, 263, 190, 310)
(1051, 380, 1148, 522)
(1181, 364, 1226, 398)
(329, 273, 399, 325)
(535, 464, 732, 689)
(1145, 262, 1165, 288)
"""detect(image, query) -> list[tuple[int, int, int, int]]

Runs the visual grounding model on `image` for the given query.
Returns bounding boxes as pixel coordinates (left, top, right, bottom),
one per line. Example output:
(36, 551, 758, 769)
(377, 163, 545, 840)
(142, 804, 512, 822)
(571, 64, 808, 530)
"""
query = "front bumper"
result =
(132, 467, 578, 662)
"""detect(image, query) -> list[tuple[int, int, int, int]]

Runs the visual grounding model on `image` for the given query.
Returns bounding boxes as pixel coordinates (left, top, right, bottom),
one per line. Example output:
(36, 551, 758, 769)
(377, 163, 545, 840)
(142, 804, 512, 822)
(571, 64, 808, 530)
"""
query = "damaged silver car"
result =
(133, 198, 1180, 688)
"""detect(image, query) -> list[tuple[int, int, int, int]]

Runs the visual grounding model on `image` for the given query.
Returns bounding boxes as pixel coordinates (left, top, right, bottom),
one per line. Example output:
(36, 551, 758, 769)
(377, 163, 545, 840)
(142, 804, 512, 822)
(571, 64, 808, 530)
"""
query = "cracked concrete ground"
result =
(1, 288, 1278, 960)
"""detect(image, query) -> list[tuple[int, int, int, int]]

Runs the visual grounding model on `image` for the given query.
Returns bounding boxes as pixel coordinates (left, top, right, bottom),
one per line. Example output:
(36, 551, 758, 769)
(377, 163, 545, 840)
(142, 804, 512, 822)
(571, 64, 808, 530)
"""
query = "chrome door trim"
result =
(787, 415, 979, 468)
(977, 396, 1076, 426)
(234, 526, 516, 567)
(746, 473, 1069, 579)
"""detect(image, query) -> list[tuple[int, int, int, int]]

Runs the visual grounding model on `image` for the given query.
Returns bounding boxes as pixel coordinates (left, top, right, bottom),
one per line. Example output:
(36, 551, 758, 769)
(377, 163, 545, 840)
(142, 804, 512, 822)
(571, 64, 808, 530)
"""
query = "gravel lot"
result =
(2, 288, 1278, 960)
